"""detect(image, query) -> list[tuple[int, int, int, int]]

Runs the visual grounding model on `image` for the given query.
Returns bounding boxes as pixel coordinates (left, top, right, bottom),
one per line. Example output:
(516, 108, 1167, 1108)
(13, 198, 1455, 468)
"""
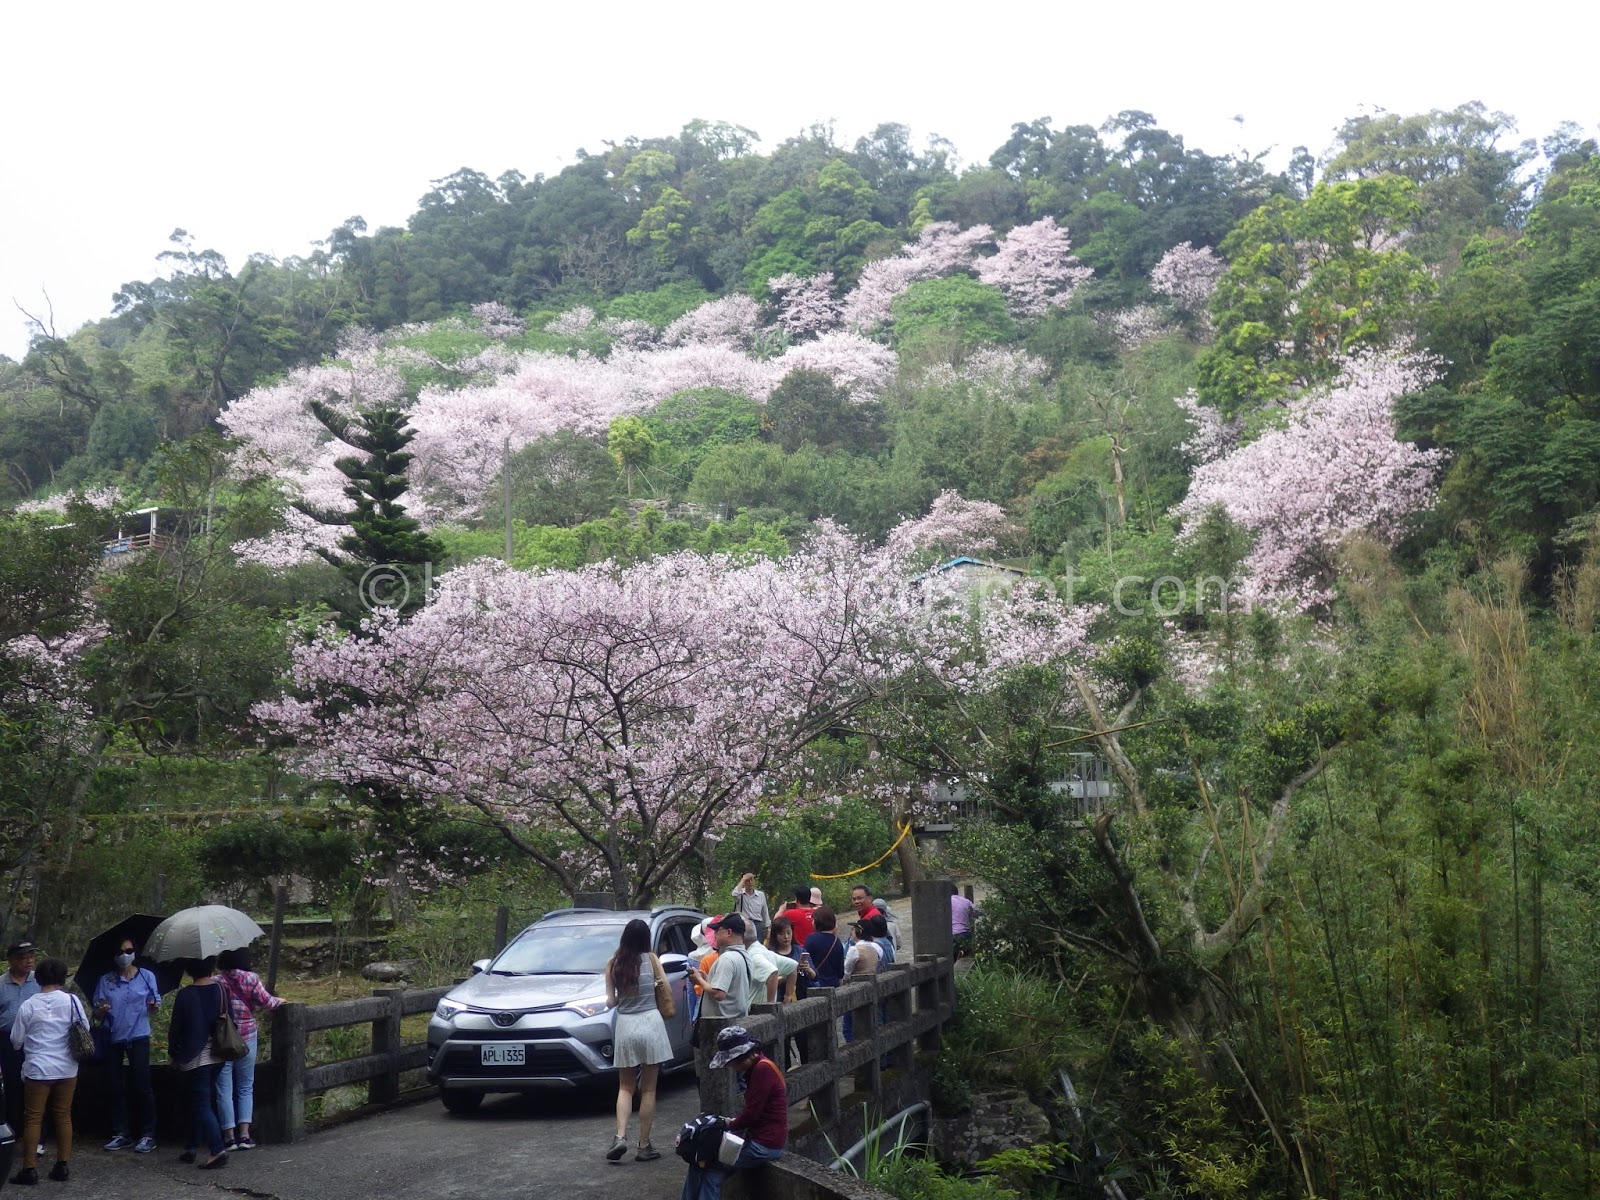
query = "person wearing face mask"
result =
(93, 939, 162, 1154)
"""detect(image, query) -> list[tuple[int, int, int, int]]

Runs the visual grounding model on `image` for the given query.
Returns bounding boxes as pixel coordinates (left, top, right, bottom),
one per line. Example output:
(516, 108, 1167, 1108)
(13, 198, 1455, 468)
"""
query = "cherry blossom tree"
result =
(1173, 390, 1239, 466)
(776, 332, 898, 401)
(470, 301, 525, 339)
(1172, 351, 1445, 610)
(1149, 242, 1224, 317)
(257, 501, 1093, 904)
(661, 294, 761, 348)
(544, 306, 597, 336)
(766, 272, 842, 338)
(839, 221, 994, 332)
(973, 217, 1092, 317)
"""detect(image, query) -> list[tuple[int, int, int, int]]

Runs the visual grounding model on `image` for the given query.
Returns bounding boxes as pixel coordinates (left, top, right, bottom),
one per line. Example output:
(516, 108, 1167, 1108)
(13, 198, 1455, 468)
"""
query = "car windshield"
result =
(489, 923, 623, 975)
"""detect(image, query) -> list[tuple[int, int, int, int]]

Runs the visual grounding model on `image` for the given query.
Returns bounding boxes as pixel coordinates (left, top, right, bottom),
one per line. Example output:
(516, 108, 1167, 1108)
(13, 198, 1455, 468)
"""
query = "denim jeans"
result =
(106, 1036, 156, 1137)
(215, 1032, 258, 1128)
(679, 1136, 783, 1200)
(184, 1063, 226, 1156)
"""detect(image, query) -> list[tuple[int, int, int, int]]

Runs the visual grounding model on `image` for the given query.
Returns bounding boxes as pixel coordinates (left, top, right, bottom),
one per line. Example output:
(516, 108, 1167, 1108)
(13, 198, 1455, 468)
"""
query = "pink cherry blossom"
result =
(766, 273, 842, 338)
(1103, 304, 1175, 350)
(1150, 242, 1224, 317)
(1174, 390, 1240, 465)
(470, 301, 525, 339)
(776, 332, 899, 401)
(1172, 351, 1444, 610)
(839, 221, 994, 332)
(661, 295, 761, 349)
(544, 306, 596, 336)
(973, 217, 1092, 317)
(257, 496, 1093, 903)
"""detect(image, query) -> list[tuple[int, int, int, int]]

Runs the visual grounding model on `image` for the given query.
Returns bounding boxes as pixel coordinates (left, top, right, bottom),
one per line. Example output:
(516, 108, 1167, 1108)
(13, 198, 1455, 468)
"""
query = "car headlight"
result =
(563, 995, 611, 1018)
(435, 998, 469, 1022)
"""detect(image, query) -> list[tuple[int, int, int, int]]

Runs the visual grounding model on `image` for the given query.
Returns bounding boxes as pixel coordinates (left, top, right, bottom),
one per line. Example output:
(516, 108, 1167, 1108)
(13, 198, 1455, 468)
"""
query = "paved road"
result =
(27, 1072, 702, 1200)
(32, 892, 935, 1198)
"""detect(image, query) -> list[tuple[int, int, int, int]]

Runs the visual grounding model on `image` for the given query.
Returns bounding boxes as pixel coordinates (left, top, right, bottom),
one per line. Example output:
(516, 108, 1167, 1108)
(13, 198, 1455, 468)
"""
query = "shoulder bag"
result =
(210, 982, 248, 1061)
(651, 954, 676, 1020)
(67, 995, 96, 1064)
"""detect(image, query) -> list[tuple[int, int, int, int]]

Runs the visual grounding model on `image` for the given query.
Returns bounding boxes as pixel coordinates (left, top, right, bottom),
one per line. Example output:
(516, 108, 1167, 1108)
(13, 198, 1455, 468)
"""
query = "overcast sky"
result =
(2, 0, 1596, 361)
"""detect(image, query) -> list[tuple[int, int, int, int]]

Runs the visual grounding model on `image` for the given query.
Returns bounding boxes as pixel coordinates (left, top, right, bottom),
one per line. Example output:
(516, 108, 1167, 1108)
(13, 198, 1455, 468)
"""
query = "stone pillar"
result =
(571, 892, 617, 910)
(911, 879, 955, 963)
(695, 1015, 739, 1116)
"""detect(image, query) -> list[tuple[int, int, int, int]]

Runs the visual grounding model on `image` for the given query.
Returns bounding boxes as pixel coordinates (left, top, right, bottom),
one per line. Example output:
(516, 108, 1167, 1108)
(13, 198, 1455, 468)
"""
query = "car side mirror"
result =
(469, 959, 491, 976)
(657, 952, 689, 974)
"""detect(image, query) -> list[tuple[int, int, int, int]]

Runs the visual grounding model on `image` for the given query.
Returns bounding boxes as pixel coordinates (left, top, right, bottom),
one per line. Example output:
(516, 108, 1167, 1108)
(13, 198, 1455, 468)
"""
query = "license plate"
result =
(480, 1044, 526, 1067)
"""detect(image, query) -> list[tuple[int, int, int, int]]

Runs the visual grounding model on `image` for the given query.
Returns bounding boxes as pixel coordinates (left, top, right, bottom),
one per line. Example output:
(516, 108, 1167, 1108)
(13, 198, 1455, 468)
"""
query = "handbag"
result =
(210, 982, 248, 1061)
(652, 955, 676, 1020)
(67, 997, 96, 1064)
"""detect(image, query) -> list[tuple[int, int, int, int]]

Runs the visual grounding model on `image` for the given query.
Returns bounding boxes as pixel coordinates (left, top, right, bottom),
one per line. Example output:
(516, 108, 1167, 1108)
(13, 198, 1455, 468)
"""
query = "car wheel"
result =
(439, 1087, 484, 1115)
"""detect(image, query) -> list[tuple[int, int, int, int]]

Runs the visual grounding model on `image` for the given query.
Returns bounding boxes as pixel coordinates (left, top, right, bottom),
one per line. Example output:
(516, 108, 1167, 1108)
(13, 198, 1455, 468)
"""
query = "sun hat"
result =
(809, 887, 823, 906)
(708, 1025, 762, 1070)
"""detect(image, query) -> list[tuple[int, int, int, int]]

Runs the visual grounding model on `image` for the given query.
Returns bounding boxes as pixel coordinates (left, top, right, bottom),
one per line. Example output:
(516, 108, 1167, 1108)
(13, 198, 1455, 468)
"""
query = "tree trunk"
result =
(893, 792, 924, 890)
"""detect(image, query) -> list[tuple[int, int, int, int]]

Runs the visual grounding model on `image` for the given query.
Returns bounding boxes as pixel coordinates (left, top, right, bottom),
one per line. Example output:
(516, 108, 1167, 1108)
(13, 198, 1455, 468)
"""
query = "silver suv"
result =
(426, 906, 703, 1113)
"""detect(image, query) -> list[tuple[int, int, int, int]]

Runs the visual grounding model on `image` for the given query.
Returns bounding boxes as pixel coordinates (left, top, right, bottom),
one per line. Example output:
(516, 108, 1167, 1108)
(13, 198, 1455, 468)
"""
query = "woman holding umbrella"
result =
(168, 958, 231, 1170)
(92, 934, 162, 1154)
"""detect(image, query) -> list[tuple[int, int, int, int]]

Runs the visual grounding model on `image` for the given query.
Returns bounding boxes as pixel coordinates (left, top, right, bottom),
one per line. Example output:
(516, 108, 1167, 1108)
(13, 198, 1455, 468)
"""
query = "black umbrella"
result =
(74, 914, 186, 996)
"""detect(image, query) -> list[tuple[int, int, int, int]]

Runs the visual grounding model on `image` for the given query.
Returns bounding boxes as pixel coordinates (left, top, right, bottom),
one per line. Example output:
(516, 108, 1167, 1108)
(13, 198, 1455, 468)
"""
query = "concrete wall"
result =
(725, 1154, 902, 1200)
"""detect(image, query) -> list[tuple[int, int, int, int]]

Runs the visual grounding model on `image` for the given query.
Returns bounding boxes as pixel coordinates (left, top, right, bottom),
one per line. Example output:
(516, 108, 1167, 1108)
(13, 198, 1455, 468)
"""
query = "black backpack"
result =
(675, 1112, 728, 1167)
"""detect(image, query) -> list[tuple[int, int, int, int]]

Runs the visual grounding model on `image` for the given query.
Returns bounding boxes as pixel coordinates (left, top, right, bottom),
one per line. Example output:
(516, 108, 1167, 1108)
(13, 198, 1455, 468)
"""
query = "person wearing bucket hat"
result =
(680, 1026, 786, 1200)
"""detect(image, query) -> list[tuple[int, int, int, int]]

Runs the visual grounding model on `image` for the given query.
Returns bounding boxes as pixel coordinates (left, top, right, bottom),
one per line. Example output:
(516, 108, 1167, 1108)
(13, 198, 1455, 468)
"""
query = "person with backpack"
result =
(687, 916, 753, 1019)
(677, 1025, 786, 1200)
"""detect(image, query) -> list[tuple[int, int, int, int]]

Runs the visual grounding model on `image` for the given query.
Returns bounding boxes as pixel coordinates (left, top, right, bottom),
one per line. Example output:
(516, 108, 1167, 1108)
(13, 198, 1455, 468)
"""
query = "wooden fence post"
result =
(368, 988, 403, 1105)
(493, 905, 509, 954)
(266, 885, 288, 994)
(272, 1002, 309, 1143)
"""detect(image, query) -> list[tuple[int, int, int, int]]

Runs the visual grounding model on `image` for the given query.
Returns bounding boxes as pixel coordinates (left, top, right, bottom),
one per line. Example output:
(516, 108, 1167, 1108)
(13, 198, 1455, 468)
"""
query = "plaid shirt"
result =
(218, 969, 281, 1039)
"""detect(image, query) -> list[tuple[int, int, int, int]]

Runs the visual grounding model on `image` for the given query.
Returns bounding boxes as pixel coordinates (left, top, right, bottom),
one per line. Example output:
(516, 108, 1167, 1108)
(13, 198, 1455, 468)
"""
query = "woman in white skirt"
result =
(604, 918, 673, 1163)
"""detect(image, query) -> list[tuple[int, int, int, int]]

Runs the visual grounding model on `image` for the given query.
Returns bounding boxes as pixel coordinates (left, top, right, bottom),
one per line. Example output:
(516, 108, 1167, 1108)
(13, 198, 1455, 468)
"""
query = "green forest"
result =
(5, 101, 1600, 1197)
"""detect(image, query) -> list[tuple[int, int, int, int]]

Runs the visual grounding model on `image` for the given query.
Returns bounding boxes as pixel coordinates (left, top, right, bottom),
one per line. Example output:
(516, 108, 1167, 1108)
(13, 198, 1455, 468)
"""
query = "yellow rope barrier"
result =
(810, 823, 912, 880)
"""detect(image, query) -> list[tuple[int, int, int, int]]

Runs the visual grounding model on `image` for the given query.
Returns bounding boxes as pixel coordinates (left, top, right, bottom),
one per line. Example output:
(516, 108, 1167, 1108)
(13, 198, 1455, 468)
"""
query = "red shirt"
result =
(854, 903, 881, 923)
(729, 1055, 788, 1150)
(782, 904, 815, 944)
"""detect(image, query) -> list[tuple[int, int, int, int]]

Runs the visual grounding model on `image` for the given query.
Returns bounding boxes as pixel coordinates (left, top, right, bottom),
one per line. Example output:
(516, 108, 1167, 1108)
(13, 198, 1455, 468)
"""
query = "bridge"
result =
(43, 883, 960, 1200)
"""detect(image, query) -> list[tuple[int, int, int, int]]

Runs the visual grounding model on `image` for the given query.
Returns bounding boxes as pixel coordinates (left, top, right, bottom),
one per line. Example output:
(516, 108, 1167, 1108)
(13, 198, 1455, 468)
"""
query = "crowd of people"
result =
(601, 873, 975, 1200)
(0, 937, 281, 1185)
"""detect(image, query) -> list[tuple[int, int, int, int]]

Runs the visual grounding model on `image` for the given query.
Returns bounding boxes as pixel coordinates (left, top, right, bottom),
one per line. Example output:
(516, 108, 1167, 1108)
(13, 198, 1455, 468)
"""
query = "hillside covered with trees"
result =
(6, 101, 1600, 1198)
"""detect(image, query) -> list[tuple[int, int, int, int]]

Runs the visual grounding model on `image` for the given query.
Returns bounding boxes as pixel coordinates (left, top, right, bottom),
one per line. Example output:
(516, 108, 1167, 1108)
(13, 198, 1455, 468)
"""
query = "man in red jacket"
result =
(679, 1026, 786, 1200)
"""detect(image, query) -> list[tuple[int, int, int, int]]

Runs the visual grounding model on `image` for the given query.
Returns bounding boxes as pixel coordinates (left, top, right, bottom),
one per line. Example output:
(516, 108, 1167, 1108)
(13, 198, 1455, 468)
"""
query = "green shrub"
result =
(940, 963, 1091, 1100)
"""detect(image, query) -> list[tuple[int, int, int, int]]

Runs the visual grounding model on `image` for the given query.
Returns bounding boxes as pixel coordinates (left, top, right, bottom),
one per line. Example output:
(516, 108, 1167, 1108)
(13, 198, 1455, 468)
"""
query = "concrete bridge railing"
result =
(698, 879, 962, 1192)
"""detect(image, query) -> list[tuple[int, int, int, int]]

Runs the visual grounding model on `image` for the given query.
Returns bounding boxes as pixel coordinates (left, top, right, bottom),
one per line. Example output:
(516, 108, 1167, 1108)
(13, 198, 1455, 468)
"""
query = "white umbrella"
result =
(146, 905, 267, 962)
